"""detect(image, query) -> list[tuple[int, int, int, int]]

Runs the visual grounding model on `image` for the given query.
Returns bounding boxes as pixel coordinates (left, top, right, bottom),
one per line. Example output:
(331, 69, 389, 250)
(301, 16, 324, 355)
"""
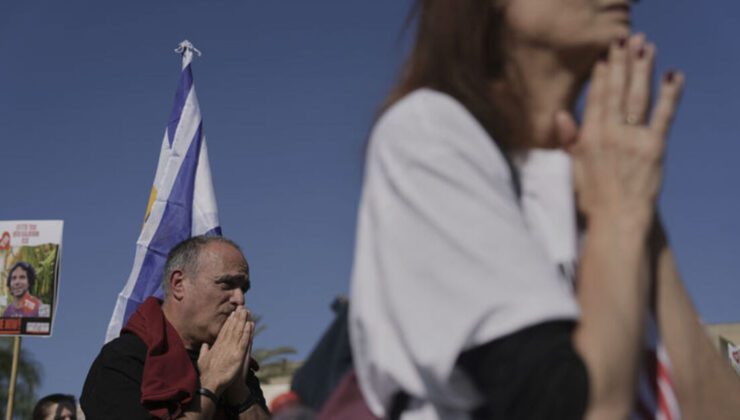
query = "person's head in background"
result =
(32, 394, 77, 420)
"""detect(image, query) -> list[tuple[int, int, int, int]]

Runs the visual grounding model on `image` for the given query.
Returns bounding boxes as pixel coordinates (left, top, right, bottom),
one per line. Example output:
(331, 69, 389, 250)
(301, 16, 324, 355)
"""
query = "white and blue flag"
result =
(106, 40, 221, 342)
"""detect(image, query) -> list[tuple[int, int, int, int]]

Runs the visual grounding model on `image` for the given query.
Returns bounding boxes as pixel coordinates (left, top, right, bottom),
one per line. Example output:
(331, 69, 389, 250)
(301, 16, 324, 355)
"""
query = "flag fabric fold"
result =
(106, 40, 221, 342)
(637, 314, 681, 420)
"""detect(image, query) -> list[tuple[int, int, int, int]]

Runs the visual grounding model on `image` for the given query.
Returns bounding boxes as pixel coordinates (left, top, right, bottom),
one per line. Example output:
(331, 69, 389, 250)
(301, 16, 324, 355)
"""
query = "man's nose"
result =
(230, 289, 245, 306)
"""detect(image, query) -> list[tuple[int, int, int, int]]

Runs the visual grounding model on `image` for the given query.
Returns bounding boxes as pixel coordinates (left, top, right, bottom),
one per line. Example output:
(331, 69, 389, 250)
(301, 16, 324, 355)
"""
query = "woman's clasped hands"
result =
(556, 34, 684, 229)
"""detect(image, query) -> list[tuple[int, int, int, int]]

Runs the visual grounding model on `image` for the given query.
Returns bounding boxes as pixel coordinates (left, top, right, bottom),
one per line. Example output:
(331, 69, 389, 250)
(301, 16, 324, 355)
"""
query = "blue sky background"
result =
(0, 0, 738, 401)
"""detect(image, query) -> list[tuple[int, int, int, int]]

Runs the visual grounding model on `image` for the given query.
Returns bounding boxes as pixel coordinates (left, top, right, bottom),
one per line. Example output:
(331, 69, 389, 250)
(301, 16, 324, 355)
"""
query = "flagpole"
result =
(5, 336, 22, 420)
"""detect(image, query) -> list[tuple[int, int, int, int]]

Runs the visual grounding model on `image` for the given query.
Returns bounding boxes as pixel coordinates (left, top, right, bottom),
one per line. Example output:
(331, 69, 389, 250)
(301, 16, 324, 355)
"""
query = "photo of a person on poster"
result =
(3, 261, 43, 318)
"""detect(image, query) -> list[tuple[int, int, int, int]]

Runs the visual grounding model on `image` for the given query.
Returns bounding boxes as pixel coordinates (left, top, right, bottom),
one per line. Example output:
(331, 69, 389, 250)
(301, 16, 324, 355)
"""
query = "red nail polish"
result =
(665, 71, 676, 83)
(637, 47, 646, 58)
(618, 38, 627, 48)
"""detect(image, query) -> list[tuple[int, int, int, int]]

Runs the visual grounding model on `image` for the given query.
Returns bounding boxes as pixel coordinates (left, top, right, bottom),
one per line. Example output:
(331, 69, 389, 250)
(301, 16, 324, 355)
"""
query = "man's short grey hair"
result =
(161, 235, 244, 296)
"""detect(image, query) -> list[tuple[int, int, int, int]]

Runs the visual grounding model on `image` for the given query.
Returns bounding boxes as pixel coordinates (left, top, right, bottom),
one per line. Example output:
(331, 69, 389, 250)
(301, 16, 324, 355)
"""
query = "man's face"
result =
(9, 267, 30, 299)
(183, 242, 250, 345)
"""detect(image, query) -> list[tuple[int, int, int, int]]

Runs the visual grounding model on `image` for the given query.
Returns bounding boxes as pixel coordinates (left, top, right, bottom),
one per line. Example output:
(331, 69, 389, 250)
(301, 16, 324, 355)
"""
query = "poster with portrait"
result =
(0, 220, 63, 336)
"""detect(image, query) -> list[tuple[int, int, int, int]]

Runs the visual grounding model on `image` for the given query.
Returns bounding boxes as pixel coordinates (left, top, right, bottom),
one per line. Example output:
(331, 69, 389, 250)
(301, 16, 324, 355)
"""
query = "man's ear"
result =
(169, 270, 186, 301)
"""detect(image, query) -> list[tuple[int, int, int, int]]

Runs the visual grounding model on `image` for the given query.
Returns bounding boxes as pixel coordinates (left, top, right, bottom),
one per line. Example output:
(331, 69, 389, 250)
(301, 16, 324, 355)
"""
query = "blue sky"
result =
(1, 0, 738, 400)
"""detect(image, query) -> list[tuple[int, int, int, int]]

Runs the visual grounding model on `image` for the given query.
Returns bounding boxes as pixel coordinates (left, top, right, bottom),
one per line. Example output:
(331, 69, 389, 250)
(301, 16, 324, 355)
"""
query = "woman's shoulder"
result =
(370, 88, 494, 157)
(377, 88, 480, 133)
(394, 88, 469, 114)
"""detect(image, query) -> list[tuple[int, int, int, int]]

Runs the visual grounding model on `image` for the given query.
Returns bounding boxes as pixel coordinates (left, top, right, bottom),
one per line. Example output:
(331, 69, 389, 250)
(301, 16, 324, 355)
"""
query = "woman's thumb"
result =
(554, 110, 578, 151)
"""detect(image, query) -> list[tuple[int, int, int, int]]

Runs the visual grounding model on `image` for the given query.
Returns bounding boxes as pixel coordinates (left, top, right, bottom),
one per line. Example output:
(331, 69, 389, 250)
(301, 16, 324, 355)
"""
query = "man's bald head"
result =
(161, 236, 246, 298)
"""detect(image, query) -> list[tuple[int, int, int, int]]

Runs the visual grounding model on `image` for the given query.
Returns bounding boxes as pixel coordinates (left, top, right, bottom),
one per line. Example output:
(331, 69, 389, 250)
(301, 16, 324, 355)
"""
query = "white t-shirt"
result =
(349, 89, 580, 420)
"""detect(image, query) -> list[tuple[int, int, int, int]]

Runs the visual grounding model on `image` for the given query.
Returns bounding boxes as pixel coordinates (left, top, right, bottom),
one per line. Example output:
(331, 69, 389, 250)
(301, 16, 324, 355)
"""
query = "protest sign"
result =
(0, 220, 63, 336)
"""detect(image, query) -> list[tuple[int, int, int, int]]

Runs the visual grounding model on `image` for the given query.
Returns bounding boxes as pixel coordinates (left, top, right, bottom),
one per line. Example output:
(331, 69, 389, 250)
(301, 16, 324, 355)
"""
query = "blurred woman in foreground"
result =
(349, 1, 740, 419)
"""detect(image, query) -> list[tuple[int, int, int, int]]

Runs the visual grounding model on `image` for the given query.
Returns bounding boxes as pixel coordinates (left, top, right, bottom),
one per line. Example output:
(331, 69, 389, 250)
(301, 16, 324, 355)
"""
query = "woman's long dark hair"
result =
(385, 0, 511, 149)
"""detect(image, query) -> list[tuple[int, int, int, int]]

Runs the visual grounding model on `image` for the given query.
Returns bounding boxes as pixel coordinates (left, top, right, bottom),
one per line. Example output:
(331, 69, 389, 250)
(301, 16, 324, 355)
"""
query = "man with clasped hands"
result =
(82, 236, 270, 420)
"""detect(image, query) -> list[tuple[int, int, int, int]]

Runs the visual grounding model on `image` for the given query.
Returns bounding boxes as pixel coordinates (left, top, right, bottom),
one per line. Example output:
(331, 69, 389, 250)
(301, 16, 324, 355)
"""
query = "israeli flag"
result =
(106, 41, 221, 342)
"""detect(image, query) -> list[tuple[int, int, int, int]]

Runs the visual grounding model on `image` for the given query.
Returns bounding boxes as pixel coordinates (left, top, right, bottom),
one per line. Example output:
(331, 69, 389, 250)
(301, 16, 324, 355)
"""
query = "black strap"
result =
(502, 152, 523, 203)
(196, 387, 219, 405)
(388, 391, 410, 420)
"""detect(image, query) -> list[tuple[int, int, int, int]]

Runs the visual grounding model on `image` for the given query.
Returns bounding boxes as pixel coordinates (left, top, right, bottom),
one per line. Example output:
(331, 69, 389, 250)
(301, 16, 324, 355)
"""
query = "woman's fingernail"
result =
(617, 37, 628, 48)
(637, 47, 646, 59)
(665, 71, 676, 83)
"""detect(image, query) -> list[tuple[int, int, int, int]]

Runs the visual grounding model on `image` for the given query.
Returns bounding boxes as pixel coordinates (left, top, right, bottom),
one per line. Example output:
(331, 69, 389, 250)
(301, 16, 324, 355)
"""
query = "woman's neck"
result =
(490, 45, 595, 149)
